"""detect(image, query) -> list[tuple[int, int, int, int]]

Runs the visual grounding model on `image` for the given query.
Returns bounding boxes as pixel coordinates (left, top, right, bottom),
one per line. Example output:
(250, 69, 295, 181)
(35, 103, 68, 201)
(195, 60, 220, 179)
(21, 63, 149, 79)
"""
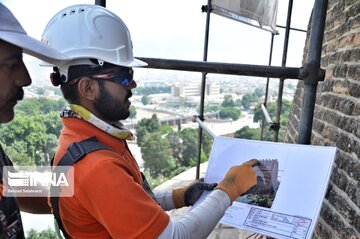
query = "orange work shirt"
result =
(53, 118, 169, 238)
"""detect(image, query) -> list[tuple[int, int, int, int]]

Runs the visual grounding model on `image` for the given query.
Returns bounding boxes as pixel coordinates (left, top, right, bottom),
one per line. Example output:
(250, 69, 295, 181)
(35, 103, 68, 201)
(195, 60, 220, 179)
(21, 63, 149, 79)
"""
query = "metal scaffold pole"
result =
(260, 33, 275, 140)
(298, 0, 328, 144)
(95, 0, 106, 7)
(195, 0, 212, 180)
(274, 0, 293, 142)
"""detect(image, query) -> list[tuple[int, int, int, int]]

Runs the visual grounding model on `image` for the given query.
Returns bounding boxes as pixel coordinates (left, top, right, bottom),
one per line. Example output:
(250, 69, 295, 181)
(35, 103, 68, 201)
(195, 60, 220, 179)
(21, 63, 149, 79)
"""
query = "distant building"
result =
(138, 80, 166, 87)
(24, 90, 38, 99)
(206, 82, 220, 96)
(147, 93, 173, 104)
(171, 82, 220, 98)
(43, 89, 61, 100)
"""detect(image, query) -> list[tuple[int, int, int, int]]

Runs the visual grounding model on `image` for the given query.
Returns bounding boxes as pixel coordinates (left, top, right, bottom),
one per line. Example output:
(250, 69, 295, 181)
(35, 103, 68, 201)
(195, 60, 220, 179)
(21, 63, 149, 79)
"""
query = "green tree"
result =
(134, 86, 171, 95)
(139, 114, 160, 132)
(234, 126, 260, 140)
(135, 126, 148, 147)
(253, 103, 275, 123)
(166, 128, 212, 168)
(136, 116, 213, 183)
(0, 98, 63, 166)
(204, 105, 220, 113)
(35, 87, 45, 95)
(27, 228, 57, 239)
(252, 100, 293, 142)
(179, 128, 198, 167)
(158, 124, 173, 135)
(129, 105, 137, 120)
(141, 132, 176, 178)
(201, 130, 214, 157)
(253, 100, 293, 124)
(241, 93, 258, 109)
(254, 87, 264, 98)
(219, 107, 241, 120)
(166, 131, 183, 162)
(0, 114, 48, 165)
(141, 95, 150, 105)
(221, 95, 235, 107)
(41, 111, 63, 136)
(15, 97, 66, 115)
(135, 114, 160, 146)
(2, 142, 34, 166)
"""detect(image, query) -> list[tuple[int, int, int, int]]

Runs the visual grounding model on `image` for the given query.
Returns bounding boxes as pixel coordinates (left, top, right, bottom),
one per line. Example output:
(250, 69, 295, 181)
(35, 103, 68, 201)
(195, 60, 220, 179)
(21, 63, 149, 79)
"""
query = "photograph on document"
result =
(236, 159, 280, 208)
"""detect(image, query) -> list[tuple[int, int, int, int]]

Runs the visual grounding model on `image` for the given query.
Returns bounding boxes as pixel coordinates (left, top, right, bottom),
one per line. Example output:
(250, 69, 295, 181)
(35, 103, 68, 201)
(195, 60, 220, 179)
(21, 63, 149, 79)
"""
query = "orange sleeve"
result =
(62, 152, 169, 239)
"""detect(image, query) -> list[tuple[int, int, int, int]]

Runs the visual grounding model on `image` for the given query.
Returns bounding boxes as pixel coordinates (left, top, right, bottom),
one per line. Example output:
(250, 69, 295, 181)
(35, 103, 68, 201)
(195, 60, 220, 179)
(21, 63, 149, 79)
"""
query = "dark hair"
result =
(57, 60, 117, 104)
(60, 81, 79, 104)
(58, 64, 94, 104)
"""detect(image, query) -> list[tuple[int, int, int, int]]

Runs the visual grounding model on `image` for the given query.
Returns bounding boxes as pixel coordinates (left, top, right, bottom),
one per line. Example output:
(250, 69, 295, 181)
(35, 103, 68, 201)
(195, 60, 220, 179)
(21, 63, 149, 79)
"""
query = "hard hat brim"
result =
(129, 58, 148, 67)
(0, 31, 70, 65)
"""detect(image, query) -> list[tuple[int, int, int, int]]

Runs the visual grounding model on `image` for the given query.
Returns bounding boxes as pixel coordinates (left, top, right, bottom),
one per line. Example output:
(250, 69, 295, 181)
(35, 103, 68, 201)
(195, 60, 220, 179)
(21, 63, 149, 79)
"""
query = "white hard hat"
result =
(0, 3, 69, 64)
(41, 4, 147, 71)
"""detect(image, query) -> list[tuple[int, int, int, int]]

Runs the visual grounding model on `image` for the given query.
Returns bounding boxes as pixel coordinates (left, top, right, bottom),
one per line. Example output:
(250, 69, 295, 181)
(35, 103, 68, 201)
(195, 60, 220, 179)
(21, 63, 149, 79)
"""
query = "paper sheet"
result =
(198, 136, 336, 239)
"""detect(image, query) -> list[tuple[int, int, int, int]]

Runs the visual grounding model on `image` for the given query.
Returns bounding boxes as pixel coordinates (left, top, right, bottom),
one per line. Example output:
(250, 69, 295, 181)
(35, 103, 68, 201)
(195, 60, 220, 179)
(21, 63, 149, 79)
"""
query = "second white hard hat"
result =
(0, 3, 69, 64)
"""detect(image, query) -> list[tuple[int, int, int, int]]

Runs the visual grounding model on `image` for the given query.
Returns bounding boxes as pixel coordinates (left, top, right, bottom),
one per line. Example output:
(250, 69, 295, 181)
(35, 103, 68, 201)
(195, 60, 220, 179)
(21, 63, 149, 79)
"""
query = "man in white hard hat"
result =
(45, 4, 258, 239)
(0, 3, 69, 238)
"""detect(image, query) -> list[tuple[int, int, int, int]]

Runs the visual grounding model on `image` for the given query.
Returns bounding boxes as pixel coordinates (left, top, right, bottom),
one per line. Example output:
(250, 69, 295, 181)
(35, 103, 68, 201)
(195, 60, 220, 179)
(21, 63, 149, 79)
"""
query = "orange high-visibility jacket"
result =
(52, 118, 169, 239)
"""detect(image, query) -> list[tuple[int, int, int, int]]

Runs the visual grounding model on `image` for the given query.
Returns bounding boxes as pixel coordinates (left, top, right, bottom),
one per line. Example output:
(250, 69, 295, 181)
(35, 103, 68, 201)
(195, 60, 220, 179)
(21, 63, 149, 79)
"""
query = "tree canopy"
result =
(235, 100, 293, 142)
(141, 132, 176, 178)
(134, 86, 171, 95)
(0, 98, 65, 166)
(141, 95, 150, 105)
(221, 95, 235, 107)
(136, 114, 213, 183)
(241, 93, 258, 109)
(27, 228, 57, 239)
(129, 105, 137, 119)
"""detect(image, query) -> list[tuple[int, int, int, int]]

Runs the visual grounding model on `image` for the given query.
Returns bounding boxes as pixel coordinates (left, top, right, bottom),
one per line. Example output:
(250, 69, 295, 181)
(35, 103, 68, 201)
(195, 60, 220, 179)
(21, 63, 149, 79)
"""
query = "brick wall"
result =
(285, 0, 360, 238)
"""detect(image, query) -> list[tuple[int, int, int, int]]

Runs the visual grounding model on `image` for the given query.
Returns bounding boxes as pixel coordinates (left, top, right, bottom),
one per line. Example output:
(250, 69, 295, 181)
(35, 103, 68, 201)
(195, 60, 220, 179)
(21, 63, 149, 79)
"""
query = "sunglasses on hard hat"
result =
(70, 68, 134, 87)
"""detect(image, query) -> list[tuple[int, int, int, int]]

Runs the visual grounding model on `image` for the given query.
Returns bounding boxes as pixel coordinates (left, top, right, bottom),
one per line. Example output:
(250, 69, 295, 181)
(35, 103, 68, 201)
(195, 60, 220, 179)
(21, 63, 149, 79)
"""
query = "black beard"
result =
(12, 88, 24, 101)
(93, 81, 129, 122)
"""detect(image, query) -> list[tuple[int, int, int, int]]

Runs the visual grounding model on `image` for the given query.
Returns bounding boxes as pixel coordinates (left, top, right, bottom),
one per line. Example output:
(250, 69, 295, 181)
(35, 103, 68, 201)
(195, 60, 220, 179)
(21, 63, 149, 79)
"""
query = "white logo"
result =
(2, 166, 74, 197)
(7, 171, 69, 187)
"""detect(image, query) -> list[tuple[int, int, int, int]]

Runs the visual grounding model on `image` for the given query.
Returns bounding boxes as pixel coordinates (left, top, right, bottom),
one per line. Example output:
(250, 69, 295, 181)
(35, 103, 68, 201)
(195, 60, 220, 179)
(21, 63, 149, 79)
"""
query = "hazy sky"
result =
(2, 0, 314, 84)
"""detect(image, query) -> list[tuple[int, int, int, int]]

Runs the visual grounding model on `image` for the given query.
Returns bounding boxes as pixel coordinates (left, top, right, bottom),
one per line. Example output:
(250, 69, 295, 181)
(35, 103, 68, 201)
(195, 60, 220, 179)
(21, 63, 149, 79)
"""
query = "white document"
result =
(200, 136, 337, 239)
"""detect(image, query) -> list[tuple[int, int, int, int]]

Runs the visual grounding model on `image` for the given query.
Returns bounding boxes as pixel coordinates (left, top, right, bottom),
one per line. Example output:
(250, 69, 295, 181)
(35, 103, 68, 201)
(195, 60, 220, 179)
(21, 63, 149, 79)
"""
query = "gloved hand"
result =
(216, 159, 258, 202)
(172, 179, 218, 208)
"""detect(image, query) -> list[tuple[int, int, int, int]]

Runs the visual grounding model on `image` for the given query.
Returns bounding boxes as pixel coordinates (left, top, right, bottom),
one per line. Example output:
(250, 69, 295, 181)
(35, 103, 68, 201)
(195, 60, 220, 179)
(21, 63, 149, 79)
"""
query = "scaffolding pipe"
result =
(276, 25, 307, 33)
(274, 0, 293, 142)
(195, 0, 212, 180)
(94, 0, 106, 7)
(137, 57, 301, 80)
(298, 0, 328, 144)
(261, 104, 273, 124)
(260, 33, 275, 140)
(195, 117, 217, 139)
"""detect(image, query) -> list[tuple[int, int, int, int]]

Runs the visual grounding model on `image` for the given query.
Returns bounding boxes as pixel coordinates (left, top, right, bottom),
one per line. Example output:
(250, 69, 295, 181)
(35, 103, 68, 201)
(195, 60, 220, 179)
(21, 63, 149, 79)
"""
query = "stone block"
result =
(314, 219, 334, 239)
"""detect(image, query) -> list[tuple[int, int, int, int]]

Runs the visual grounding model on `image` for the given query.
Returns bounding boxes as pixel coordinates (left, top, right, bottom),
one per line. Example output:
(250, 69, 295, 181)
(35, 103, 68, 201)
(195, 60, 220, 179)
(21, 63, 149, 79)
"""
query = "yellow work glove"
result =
(216, 159, 259, 202)
(172, 179, 218, 208)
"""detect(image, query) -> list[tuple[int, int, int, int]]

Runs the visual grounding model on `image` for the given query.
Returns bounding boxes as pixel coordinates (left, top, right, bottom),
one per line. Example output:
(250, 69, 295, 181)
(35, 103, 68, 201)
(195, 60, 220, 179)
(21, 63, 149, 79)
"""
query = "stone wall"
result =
(285, 0, 360, 238)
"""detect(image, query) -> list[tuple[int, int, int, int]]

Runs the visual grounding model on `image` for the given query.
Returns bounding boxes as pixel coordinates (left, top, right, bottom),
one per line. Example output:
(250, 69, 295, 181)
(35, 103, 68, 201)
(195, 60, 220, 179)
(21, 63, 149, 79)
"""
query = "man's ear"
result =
(77, 77, 99, 101)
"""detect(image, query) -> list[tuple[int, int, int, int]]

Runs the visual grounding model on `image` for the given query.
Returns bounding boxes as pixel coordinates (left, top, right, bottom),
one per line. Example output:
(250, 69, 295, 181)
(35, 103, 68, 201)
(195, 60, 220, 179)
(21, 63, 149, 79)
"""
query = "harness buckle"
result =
(67, 141, 86, 163)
